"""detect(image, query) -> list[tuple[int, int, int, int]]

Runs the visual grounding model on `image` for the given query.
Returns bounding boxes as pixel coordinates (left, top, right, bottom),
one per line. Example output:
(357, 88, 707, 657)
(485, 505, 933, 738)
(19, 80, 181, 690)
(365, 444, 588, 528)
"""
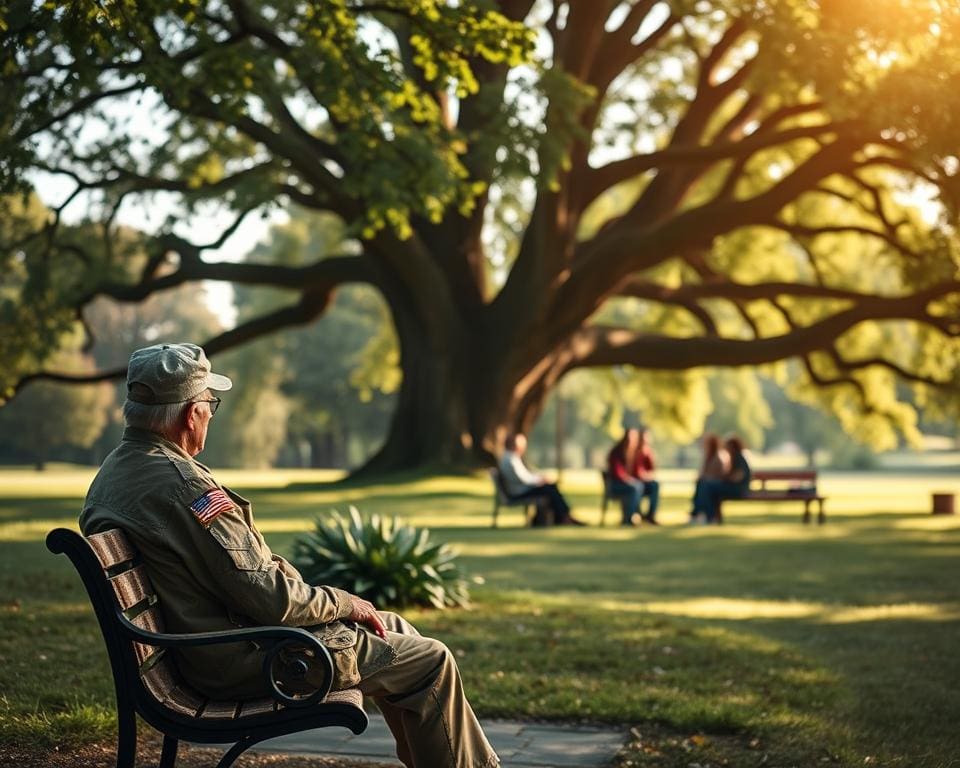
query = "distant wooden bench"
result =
(46, 527, 367, 768)
(717, 469, 826, 524)
(489, 468, 534, 527)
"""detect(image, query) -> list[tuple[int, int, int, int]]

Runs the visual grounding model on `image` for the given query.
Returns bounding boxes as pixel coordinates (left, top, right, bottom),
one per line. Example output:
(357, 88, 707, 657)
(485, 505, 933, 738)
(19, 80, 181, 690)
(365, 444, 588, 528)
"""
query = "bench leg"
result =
(818, 499, 826, 525)
(803, 500, 812, 524)
(159, 734, 179, 768)
(217, 738, 256, 768)
(115, 707, 136, 768)
(492, 500, 499, 528)
(600, 495, 608, 527)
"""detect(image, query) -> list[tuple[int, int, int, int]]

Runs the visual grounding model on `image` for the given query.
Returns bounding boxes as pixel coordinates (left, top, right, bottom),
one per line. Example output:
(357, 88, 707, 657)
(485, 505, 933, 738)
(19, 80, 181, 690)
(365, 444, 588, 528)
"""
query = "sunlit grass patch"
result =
(0, 705, 116, 749)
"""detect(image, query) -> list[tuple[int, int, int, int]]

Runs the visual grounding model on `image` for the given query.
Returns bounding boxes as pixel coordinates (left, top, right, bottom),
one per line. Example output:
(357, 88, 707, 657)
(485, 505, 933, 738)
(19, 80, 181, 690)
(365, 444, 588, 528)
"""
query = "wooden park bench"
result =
(717, 469, 826, 524)
(46, 527, 368, 768)
(489, 468, 534, 527)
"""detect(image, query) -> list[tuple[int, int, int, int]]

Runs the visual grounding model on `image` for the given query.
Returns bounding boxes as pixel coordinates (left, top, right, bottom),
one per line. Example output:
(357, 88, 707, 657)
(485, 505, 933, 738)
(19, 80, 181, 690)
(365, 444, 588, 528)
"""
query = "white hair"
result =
(122, 389, 210, 436)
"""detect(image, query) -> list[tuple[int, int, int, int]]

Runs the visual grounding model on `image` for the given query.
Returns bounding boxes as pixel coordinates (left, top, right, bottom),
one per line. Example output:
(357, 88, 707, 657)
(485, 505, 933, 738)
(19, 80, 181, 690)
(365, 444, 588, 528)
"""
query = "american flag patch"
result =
(189, 488, 234, 526)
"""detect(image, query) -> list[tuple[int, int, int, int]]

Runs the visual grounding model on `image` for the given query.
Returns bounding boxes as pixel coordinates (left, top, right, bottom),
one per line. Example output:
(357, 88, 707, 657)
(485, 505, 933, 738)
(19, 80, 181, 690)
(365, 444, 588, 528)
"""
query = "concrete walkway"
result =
(249, 714, 627, 767)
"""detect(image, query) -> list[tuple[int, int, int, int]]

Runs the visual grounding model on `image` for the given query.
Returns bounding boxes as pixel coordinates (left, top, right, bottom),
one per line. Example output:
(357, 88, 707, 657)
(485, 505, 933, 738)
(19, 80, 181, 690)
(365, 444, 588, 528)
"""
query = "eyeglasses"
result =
(194, 397, 221, 416)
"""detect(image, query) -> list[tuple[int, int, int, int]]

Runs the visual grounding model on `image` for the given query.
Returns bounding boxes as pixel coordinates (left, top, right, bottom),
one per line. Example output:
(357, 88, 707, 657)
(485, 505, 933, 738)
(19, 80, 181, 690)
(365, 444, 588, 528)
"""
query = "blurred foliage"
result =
(205, 340, 293, 469)
(0, 348, 112, 468)
(0, 193, 97, 402)
(281, 286, 397, 467)
(211, 209, 397, 468)
(0, 0, 535, 234)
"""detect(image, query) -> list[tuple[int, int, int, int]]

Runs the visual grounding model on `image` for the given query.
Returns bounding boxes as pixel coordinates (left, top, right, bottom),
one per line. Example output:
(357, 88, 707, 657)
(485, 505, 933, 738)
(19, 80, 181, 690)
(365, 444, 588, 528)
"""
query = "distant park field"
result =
(1, 465, 958, 767)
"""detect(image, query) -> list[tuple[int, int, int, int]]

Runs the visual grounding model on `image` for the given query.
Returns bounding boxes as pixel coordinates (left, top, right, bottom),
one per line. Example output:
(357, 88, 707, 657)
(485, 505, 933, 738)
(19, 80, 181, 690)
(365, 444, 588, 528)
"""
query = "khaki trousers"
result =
(355, 611, 499, 768)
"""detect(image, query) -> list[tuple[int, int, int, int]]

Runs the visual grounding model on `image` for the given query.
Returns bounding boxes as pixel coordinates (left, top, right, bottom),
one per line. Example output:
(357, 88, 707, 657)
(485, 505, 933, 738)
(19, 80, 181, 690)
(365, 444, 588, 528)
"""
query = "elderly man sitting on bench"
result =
(79, 342, 499, 768)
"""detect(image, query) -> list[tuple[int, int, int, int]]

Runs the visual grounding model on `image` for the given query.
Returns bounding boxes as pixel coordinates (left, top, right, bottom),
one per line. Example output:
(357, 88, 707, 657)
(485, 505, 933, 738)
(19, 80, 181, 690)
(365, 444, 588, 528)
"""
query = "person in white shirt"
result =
(498, 433, 584, 526)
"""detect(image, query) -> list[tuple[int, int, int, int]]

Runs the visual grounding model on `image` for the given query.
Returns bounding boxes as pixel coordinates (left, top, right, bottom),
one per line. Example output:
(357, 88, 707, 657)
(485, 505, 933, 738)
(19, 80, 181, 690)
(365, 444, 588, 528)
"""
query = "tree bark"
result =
(352, 295, 581, 475)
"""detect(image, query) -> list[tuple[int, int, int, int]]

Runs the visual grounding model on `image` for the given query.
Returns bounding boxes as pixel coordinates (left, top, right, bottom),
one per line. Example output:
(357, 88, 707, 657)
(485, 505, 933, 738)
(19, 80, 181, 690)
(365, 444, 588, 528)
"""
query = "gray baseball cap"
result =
(126, 343, 232, 405)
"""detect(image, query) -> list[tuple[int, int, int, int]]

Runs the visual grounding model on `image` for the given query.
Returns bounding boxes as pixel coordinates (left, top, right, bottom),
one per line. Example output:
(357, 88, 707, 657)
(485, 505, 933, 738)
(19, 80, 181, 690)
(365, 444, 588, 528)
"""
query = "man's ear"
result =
(184, 401, 203, 431)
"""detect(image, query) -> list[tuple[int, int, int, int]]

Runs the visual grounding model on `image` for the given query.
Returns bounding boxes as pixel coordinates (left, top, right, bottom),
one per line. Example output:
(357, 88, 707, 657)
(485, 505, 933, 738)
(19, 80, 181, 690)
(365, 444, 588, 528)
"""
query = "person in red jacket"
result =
(606, 428, 660, 526)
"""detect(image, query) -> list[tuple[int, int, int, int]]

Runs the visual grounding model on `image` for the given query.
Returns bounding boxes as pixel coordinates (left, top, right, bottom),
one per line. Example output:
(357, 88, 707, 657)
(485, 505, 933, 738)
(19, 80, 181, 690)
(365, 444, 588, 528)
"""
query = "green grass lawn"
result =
(1, 465, 958, 767)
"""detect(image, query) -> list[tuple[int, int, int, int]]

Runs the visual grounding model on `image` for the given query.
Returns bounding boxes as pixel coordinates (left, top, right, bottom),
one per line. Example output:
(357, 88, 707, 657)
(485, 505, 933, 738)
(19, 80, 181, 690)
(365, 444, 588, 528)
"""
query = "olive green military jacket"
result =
(80, 427, 396, 699)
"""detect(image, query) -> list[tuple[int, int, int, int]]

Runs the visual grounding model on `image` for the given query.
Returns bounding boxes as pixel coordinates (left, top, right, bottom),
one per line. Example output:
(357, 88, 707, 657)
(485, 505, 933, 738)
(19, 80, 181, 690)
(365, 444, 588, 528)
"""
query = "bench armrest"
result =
(117, 613, 334, 707)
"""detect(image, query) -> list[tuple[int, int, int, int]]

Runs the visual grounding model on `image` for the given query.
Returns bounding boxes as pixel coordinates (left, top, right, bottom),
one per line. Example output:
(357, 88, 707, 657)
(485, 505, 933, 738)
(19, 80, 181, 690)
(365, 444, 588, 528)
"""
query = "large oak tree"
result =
(2, 0, 959, 472)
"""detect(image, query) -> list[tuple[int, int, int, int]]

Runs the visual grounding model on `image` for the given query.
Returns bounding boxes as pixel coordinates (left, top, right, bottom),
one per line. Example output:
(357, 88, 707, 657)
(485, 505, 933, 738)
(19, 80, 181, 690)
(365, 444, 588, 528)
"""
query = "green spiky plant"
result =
(291, 507, 473, 609)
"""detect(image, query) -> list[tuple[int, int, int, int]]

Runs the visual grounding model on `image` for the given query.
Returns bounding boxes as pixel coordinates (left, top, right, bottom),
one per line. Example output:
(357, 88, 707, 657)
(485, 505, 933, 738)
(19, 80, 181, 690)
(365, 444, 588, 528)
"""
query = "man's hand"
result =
(349, 596, 388, 639)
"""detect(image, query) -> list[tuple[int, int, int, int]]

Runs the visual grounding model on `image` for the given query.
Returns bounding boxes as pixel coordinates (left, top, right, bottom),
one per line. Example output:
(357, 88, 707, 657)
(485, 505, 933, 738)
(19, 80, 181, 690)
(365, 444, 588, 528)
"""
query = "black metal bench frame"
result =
(47, 527, 368, 768)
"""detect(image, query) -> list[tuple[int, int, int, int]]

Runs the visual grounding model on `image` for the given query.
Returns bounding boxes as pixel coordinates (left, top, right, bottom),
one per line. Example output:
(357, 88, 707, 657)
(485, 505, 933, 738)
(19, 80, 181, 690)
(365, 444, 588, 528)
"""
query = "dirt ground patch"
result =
(0, 741, 388, 768)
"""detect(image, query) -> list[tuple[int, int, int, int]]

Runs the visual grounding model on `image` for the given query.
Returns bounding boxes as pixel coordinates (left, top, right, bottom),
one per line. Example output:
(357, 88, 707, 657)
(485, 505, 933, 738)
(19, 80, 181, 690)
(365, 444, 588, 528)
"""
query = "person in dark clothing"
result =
(700, 435, 752, 523)
(499, 433, 585, 526)
(689, 432, 730, 524)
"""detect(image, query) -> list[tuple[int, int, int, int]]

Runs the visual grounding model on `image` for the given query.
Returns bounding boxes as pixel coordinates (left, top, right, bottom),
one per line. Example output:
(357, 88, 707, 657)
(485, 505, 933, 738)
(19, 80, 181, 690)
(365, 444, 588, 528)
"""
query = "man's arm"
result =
(179, 483, 376, 631)
(272, 553, 303, 580)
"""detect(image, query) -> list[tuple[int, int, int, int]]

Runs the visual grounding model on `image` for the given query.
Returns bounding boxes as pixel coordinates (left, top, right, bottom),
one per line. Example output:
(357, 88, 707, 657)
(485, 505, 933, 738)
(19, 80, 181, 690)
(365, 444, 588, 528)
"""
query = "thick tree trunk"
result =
(349, 201, 584, 478)
(357, 373, 545, 476)
(355, 330, 496, 475)
(353, 306, 551, 477)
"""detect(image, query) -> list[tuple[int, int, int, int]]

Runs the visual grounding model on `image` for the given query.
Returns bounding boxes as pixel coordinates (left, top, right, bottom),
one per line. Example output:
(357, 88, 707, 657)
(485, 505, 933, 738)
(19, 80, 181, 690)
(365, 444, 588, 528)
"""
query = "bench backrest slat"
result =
(87, 529, 137, 570)
(129, 606, 167, 666)
(141, 659, 206, 717)
(109, 564, 155, 611)
(752, 470, 817, 493)
(201, 700, 241, 719)
(238, 698, 278, 718)
(753, 470, 817, 481)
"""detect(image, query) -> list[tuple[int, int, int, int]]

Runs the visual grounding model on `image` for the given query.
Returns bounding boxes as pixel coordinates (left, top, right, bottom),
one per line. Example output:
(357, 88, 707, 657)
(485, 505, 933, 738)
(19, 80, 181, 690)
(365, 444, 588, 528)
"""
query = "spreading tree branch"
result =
(563, 280, 960, 372)
(579, 121, 845, 210)
(13, 256, 375, 395)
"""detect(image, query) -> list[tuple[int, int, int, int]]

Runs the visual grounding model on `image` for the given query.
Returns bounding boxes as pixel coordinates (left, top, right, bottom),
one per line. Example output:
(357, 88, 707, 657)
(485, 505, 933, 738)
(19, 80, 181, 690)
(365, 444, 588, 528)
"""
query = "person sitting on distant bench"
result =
(689, 432, 729, 524)
(499, 433, 585, 526)
(702, 435, 752, 523)
(606, 428, 660, 526)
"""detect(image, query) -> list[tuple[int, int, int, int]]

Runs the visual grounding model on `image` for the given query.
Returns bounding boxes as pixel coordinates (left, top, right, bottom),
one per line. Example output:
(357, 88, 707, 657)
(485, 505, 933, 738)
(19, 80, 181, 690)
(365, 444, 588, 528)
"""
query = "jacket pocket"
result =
(320, 626, 358, 650)
(312, 624, 360, 689)
(330, 645, 361, 689)
(280, 638, 361, 693)
(209, 526, 264, 571)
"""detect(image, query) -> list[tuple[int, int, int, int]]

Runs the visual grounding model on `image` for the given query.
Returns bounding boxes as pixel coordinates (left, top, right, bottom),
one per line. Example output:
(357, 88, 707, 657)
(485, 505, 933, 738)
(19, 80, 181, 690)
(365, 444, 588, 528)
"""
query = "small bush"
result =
(829, 442, 879, 470)
(291, 506, 473, 609)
